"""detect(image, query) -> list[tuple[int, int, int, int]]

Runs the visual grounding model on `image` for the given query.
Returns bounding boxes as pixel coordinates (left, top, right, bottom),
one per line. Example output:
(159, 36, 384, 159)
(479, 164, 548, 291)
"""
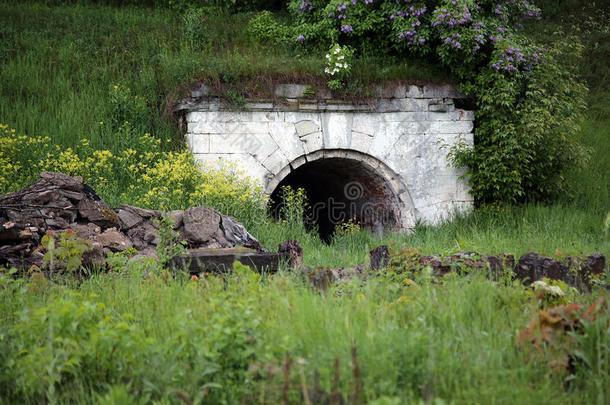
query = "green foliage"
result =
(7, 294, 145, 403)
(381, 245, 428, 285)
(1, 248, 609, 403)
(41, 231, 92, 274)
(247, 10, 295, 48)
(277, 185, 313, 232)
(450, 37, 588, 202)
(107, 83, 150, 136)
(80, 0, 276, 13)
(0, 266, 267, 403)
(154, 215, 187, 270)
(104, 248, 138, 272)
(182, 7, 210, 50)
(287, 0, 589, 203)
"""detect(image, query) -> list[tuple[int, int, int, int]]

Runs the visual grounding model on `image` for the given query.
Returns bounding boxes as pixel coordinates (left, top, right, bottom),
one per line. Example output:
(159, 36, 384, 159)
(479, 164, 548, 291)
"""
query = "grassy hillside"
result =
(1, 1, 608, 261)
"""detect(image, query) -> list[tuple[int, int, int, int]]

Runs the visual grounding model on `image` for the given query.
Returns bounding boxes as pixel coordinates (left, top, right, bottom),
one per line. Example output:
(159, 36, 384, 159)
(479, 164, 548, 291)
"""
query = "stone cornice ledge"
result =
(175, 83, 467, 114)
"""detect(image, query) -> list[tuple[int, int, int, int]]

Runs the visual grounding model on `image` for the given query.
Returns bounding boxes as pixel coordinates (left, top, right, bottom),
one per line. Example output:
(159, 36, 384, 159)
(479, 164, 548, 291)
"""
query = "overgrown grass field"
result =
(0, 0, 609, 403)
(1, 264, 608, 404)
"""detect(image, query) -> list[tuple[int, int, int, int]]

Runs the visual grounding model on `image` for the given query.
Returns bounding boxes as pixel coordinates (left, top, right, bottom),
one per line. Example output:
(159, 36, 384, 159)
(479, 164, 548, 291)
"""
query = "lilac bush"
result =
(284, 0, 587, 203)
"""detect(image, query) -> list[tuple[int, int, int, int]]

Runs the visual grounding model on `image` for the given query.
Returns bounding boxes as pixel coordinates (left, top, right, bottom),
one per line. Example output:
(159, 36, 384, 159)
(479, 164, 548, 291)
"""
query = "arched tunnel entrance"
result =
(270, 156, 403, 241)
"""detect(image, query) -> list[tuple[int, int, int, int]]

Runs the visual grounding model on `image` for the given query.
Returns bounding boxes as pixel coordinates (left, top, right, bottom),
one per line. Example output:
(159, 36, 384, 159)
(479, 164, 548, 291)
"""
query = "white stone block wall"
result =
(176, 84, 474, 228)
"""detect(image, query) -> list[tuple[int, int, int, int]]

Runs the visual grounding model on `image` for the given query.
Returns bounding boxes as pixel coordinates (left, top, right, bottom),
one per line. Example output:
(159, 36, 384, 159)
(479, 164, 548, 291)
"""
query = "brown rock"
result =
(369, 245, 390, 270)
(219, 215, 263, 251)
(58, 189, 86, 201)
(22, 189, 65, 206)
(95, 228, 132, 252)
(564, 253, 607, 288)
(127, 222, 159, 250)
(45, 217, 71, 229)
(514, 253, 573, 285)
(71, 223, 102, 240)
(182, 206, 220, 245)
(278, 240, 303, 269)
(82, 242, 106, 268)
(167, 210, 184, 229)
(332, 264, 367, 282)
(39, 172, 84, 191)
(0, 227, 18, 242)
(78, 198, 120, 229)
(581, 253, 606, 282)
(118, 204, 160, 219)
(309, 267, 335, 290)
(116, 207, 144, 230)
(18, 229, 37, 240)
(0, 173, 264, 272)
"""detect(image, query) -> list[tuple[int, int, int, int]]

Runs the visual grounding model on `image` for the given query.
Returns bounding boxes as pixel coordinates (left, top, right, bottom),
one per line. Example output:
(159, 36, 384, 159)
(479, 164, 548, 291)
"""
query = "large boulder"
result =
(182, 206, 220, 245)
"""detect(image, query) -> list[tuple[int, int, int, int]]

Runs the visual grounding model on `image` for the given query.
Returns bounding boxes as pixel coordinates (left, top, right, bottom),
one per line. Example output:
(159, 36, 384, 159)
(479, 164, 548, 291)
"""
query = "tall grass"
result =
(0, 1, 446, 152)
(252, 201, 608, 269)
(1, 268, 608, 404)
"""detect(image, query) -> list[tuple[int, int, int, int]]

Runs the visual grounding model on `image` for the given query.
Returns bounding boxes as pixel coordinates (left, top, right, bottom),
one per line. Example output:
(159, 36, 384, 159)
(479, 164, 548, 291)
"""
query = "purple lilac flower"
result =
(296, 35, 305, 41)
(341, 25, 353, 33)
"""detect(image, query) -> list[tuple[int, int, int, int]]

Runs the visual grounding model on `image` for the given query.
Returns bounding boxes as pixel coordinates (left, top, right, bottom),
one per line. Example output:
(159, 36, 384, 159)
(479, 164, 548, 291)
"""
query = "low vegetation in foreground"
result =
(0, 0, 609, 403)
(1, 258, 609, 404)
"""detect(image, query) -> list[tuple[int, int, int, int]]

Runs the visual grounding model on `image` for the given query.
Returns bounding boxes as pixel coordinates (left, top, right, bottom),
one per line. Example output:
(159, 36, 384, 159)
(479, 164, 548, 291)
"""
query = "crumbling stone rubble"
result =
(0, 172, 262, 270)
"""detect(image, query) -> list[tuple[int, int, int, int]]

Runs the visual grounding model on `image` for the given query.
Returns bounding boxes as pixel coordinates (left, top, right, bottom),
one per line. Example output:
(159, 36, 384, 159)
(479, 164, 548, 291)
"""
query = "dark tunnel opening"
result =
(270, 157, 401, 242)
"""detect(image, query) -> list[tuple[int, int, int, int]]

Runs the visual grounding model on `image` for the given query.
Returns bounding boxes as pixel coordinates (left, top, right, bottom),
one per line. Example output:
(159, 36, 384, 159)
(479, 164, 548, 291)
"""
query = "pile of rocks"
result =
(0, 172, 262, 270)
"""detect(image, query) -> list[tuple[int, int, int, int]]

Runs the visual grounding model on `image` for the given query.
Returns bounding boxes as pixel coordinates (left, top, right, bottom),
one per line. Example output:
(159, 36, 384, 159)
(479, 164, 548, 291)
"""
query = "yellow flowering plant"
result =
(0, 124, 267, 227)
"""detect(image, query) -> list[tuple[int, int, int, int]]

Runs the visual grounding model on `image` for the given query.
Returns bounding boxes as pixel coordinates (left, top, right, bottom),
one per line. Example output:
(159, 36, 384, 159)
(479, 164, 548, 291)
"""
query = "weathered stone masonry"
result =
(176, 83, 474, 233)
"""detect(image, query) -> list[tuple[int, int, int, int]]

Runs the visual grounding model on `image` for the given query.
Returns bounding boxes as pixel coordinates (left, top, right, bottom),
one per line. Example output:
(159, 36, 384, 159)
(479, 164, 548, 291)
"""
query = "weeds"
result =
(1, 264, 607, 404)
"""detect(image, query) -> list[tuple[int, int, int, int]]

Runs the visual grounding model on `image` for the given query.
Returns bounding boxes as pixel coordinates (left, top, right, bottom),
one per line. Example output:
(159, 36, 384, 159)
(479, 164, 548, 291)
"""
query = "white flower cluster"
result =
(532, 280, 565, 297)
(324, 45, 350, 76)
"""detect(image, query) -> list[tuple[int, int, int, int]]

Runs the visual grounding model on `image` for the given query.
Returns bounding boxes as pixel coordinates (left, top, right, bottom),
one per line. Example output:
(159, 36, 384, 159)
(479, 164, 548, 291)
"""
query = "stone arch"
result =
(266, 149, 416, 239)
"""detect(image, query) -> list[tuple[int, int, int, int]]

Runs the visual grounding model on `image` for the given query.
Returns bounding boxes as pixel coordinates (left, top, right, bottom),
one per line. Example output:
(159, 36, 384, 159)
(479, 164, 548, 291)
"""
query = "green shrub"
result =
(247, 10, 295, 47)
(7, 295, 146, 403)
(108, 83, 150, 136)
(286, 0, 588, 203)
(449, 36, 588, 202)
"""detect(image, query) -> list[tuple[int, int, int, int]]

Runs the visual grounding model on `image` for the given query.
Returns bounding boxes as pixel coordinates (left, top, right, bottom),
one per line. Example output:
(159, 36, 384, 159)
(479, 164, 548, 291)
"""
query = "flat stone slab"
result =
(171, 247, 288, 274)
